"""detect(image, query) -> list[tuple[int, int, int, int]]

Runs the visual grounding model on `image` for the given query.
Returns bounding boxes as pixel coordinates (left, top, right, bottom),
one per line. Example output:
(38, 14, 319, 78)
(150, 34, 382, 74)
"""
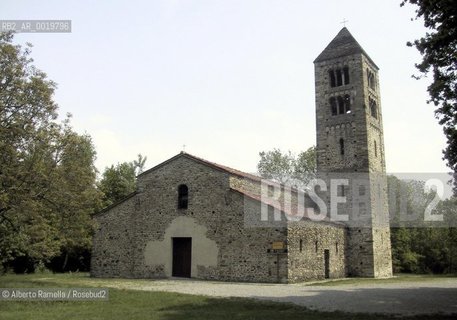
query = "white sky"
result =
(1, 0, 450, 175)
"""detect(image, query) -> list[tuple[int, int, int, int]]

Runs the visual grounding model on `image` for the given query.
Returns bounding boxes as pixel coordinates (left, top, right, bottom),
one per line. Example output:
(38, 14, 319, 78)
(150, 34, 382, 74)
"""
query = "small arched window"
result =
(178, 184, 188, 209)
(339, 138, 345, 156)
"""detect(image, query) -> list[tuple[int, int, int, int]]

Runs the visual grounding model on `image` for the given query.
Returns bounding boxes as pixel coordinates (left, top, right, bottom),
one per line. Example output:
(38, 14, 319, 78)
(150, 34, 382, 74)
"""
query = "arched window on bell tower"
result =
(329, 66, 350, 88)
(331, 95, 351, 115)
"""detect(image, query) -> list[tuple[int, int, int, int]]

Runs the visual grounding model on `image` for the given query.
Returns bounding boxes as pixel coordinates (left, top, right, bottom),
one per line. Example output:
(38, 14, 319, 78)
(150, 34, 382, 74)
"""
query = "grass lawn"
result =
(0, 273, 454, 320)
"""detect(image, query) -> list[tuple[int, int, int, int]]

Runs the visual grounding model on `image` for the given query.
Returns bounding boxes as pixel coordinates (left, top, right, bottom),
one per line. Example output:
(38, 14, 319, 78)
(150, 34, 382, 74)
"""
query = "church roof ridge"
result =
(139, 151, 285, 186)
(314, 27, 378, 69)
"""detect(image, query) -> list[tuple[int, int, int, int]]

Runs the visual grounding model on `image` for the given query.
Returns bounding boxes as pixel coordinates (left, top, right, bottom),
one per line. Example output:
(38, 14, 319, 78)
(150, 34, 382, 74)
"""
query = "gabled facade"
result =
(91, 152, 346, 283)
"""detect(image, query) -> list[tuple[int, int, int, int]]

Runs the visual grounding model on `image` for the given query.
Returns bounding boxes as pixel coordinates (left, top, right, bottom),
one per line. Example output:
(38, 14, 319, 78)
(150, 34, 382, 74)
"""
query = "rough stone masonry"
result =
(91, 27, 393, 283)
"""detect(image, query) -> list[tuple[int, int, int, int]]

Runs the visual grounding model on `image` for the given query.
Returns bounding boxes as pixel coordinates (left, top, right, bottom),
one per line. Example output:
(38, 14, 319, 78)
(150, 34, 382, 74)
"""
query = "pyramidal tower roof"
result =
(314, 27, 378, 69)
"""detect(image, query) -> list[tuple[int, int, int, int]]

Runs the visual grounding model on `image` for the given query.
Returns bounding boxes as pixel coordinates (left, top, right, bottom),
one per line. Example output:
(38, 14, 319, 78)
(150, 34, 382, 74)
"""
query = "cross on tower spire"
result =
(340, 18, 349, 27)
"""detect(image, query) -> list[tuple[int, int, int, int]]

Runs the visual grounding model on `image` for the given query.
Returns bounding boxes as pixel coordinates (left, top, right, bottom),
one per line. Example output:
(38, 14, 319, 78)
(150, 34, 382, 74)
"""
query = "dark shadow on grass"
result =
(250, 286, 457, 316)
(156, 293, 457, 320)
(156, 296, 387, 320)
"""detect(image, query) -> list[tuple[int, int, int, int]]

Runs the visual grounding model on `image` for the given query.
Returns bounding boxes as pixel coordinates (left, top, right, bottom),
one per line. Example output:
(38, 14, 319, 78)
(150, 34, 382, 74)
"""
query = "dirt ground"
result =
(86, 276, 457, 315)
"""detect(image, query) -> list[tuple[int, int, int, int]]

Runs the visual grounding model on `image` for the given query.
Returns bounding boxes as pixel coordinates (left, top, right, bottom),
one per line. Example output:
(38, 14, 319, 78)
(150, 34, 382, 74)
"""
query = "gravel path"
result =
(108, 277, 457, 315)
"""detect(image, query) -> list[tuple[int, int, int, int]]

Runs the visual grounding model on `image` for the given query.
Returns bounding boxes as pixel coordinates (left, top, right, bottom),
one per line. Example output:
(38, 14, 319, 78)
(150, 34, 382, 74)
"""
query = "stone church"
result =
(91, 28, 393, 283)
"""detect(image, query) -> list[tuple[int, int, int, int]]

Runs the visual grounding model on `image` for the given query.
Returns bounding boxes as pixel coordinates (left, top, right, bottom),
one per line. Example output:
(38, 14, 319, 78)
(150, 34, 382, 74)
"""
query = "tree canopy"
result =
(257, 146, 316, 188)
(97, 154, 147, 207)
(0, 32, 100, 272)
(401, 0, 457, 190)
(388, 175, 457, 273)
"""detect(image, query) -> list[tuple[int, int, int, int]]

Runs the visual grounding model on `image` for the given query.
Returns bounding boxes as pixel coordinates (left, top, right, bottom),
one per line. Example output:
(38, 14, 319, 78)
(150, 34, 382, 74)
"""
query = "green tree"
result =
(294, 146, 317, 184)
(388, 175, 457, 274)
(46, 128, 102, 271)
(257, 146, 316, 187)
(401, 0, 457, 191)
(1, 32, 61, 268)
(98, 154, 147, 207)
(0, 32, 100, 272)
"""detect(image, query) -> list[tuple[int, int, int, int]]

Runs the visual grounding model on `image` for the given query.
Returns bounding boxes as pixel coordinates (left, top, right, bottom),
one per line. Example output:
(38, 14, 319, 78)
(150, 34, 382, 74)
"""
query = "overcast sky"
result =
(2, 0, 449, 175)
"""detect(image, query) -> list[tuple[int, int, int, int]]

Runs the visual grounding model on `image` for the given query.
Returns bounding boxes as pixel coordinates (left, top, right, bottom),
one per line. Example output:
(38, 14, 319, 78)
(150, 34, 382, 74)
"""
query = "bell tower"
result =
(313, 28, 392, 278)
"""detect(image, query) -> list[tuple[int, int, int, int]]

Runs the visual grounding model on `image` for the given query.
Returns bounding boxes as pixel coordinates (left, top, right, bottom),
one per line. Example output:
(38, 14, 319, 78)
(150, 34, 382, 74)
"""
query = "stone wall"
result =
(91, 195, 137, 278)
(287, 221, 346, 282)
(91, 155, 290, 283)
(314, 55, 369, 173)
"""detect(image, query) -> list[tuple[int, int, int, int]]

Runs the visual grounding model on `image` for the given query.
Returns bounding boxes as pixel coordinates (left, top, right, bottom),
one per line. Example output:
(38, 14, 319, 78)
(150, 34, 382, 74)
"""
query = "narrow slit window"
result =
(374, 140, 378, 157)
(339, 138, 345, 156)
(299, 239, 303, 253)
(178, 184, 189, 209)
(315, 241, 318, 253)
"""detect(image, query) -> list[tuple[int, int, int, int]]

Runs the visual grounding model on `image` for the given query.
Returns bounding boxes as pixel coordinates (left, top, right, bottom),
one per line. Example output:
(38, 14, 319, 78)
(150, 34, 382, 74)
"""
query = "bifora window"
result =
(329, 66, 350, 87)
(329, 94, 351, 115)
(178, 184, 189, 209)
